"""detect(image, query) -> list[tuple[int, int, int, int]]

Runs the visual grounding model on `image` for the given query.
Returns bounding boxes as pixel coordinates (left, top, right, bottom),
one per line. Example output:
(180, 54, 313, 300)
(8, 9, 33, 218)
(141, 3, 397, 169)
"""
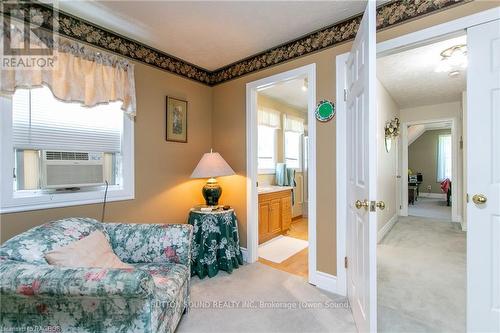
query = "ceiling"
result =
(408, 121, 451, 145)
(59, 1, 384, 71)
(259, 77, 308, 110)
(377, 35, 467, 108)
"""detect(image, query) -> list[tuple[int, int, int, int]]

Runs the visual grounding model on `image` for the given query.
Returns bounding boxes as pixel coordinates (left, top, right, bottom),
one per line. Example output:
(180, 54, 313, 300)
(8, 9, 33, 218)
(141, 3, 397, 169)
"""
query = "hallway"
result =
(378, 216, 466, 332)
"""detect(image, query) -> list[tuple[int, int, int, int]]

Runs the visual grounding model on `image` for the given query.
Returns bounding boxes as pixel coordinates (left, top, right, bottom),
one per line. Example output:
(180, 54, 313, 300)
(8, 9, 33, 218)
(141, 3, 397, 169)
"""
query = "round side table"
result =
(188, 207, 244, 278)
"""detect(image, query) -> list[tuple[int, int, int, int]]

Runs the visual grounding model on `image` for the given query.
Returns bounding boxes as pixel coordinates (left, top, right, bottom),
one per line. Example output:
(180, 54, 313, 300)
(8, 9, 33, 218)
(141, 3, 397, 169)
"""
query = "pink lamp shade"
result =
(190, 151, 235, 179)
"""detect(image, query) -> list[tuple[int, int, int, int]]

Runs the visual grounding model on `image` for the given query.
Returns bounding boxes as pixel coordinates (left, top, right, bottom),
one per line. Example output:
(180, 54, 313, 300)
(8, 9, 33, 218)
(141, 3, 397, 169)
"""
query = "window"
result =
(258, 125, 277, 173)
(284, 115, 304, 170)
(437, 134, 452, 181)
(284, 131, 302, 170)
(1, 86, 134, 213)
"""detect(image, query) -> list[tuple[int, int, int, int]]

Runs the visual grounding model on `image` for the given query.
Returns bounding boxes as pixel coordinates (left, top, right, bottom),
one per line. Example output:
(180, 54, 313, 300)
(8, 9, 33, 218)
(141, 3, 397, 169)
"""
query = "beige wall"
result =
(376, 80, 400, 232)
(409, 129, 452, 194)
(212, 2, 493, 276)
(0, 62, 214, 242)
(400, 101, 462, 124)
(0, 2, 493, 274)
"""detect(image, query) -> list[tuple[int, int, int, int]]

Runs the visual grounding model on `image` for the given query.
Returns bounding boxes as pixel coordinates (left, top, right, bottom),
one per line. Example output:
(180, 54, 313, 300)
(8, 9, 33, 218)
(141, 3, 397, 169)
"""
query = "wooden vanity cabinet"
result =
(258, 189, 292, 244)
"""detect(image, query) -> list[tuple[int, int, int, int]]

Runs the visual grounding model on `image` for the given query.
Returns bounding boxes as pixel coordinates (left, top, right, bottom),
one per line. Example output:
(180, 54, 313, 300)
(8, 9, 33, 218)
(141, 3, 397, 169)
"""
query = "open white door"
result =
(466, 18, 500, 333)
(344, 1, 377, 332)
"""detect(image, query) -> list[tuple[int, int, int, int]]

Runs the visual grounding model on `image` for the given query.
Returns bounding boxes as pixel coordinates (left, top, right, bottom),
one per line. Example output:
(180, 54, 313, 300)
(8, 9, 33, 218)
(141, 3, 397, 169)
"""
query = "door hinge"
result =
(344, 256, 348, 269)
(344, 89, 348, 101)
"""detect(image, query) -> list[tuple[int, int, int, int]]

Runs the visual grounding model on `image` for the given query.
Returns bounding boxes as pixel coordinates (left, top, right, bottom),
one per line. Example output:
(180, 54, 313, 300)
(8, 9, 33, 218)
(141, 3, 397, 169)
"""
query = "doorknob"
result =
(355, 200, 369, 210)
(472, 194, 487, 205)
(376, 201, 386, 210)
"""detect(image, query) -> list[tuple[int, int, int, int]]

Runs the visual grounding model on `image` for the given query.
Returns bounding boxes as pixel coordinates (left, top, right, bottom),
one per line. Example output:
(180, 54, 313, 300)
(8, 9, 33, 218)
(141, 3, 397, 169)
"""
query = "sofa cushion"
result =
(132, 262, 189, 301)
(45, 230, 132, 269)
(0, 218, 106, 264)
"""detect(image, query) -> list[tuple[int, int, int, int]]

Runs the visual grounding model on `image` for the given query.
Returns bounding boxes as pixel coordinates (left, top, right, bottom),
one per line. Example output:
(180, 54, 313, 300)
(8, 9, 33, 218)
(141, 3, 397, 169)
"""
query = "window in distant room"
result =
(284, 131, 302, 170)
(257, 107, 280, 173)
(437, 134, 452, 181)
(258, 125, 277, 172)
(284, 115, 304, 170)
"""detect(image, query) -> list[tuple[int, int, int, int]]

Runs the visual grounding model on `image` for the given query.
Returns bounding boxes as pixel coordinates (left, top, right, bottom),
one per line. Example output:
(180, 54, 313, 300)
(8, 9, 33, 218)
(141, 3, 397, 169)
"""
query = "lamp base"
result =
(202, 178, 222, 206)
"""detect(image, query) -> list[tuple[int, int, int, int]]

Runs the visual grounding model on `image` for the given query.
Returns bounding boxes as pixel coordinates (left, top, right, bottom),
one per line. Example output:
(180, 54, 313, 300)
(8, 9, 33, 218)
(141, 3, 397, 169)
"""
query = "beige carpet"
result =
(408, 197, 451, 220)
(177, 263, 356, 333)
(378, 216, 466, 332)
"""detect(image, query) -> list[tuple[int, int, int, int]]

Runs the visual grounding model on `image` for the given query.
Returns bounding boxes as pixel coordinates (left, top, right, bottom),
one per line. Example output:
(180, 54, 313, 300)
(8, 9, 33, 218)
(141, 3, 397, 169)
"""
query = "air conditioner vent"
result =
(41, 151, 104, 189)
(45, 151, 89, 161)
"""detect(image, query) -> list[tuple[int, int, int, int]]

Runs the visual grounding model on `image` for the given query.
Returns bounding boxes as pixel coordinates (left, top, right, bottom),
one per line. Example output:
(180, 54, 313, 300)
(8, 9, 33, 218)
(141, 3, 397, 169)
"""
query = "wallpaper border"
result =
(1, 0, 468, 86)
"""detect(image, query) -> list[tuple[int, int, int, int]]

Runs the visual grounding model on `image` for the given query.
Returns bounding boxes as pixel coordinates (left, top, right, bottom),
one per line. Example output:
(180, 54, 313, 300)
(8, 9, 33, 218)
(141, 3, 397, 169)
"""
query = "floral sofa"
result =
(0, 217, 193, 333)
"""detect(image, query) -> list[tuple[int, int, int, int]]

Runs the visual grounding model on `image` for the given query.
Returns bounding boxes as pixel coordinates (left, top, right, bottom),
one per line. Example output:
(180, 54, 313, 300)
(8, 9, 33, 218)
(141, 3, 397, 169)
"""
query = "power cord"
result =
(101, 180, 109, 222)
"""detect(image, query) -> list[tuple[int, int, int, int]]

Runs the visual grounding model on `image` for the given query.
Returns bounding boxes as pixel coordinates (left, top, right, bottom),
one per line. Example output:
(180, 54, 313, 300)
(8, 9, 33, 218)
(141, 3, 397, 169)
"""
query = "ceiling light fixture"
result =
(302, 78, 308, 92)
(435, 44, 467, 74)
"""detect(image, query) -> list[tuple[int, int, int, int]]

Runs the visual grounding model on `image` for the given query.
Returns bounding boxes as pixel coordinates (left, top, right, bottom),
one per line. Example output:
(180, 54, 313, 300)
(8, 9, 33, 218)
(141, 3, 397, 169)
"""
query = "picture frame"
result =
(166, 96, 188, 143)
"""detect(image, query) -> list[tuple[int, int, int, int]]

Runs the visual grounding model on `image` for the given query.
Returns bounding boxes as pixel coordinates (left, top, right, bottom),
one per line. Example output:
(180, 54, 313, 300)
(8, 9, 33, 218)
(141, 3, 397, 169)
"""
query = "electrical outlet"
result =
(427, 185, 432, 191)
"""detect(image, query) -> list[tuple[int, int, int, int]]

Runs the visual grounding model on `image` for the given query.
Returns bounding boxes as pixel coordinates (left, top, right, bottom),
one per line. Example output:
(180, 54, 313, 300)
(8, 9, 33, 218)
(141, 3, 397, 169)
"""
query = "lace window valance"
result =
(1, 21, 136, 117)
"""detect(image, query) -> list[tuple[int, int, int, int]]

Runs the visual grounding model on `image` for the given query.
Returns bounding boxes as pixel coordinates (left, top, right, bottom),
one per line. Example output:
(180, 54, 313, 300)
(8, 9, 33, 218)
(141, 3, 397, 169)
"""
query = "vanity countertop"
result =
(257, 186, 293, 194)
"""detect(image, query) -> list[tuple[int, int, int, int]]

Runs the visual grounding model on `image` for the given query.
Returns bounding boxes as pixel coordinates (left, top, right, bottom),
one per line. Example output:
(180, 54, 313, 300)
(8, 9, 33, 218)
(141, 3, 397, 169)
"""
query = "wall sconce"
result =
(384, 117, 400, 152)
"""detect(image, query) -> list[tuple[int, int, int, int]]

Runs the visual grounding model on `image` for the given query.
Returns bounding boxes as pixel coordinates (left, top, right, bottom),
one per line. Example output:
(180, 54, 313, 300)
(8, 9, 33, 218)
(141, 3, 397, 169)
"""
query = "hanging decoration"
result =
(384, 117, 400, 152)
(315, 100, 335, 122)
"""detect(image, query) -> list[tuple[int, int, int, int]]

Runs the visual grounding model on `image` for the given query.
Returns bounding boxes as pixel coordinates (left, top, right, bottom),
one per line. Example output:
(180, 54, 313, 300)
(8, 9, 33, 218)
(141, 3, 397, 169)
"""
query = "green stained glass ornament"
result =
(315, 100, 335, 122)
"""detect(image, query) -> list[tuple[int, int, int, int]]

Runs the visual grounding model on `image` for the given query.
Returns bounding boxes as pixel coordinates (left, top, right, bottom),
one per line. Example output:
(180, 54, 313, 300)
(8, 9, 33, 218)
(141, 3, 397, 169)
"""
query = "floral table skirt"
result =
(188, 208, 243, 278)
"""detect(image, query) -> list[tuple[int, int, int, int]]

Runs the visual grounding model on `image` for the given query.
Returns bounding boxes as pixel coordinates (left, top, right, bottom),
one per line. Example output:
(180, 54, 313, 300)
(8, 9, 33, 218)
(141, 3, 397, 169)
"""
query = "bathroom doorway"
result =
(255, 75, 309, 279)
(246, 64, 323, 288)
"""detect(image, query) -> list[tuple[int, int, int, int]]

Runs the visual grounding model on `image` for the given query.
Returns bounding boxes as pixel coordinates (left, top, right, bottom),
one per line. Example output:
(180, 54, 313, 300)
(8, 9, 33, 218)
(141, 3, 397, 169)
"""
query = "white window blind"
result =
(437, 134, 452, 181)
(258, 107, 281, 129)
(258, 125, 276, 171)
(285, 131, 302, 169)
(12, 86, 123, 153)
(284, 115, 304, 133)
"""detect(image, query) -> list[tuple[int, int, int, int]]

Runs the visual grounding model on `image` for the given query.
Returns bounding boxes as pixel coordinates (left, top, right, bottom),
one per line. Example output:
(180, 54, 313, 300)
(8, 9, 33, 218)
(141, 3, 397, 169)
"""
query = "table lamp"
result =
(190, 149, 235, 206)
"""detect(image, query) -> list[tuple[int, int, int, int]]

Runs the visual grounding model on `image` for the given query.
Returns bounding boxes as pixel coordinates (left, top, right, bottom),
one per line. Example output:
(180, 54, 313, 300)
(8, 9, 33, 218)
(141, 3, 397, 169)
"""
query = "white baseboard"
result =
(313, 271, 338, 294)
(419, 192, 447, 199)
(377, 214, 398, 243)
(240, 247, 249, 263)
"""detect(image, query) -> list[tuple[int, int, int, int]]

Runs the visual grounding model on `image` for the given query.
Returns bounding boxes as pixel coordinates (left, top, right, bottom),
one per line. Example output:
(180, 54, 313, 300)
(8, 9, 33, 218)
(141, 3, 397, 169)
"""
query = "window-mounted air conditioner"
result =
(41, 151, 105, 189)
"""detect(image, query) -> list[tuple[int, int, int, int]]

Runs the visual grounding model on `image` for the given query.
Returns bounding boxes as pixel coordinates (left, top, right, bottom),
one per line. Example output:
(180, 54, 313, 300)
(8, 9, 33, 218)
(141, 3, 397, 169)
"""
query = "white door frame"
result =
(245, 64, 319, 286)
(336, 7, 500, 297)
(400, 118, 460, 222)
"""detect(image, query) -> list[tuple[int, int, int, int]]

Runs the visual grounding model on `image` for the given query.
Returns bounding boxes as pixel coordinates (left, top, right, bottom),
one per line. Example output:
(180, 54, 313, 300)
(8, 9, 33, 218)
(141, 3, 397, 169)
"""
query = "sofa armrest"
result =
(0, 260, 154, 298)
(104, 223, 193, 266)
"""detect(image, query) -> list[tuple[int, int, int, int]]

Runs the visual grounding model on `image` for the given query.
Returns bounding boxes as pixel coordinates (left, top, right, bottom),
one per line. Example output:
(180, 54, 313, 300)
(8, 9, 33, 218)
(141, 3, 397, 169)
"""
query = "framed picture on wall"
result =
(166, 96, 188, 143)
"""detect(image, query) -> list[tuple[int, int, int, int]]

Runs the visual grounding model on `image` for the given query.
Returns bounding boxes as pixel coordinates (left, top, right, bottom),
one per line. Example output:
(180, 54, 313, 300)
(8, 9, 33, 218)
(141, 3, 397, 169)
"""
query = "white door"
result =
(466, 19, 500, 333)
(345, 1, 377, 332)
